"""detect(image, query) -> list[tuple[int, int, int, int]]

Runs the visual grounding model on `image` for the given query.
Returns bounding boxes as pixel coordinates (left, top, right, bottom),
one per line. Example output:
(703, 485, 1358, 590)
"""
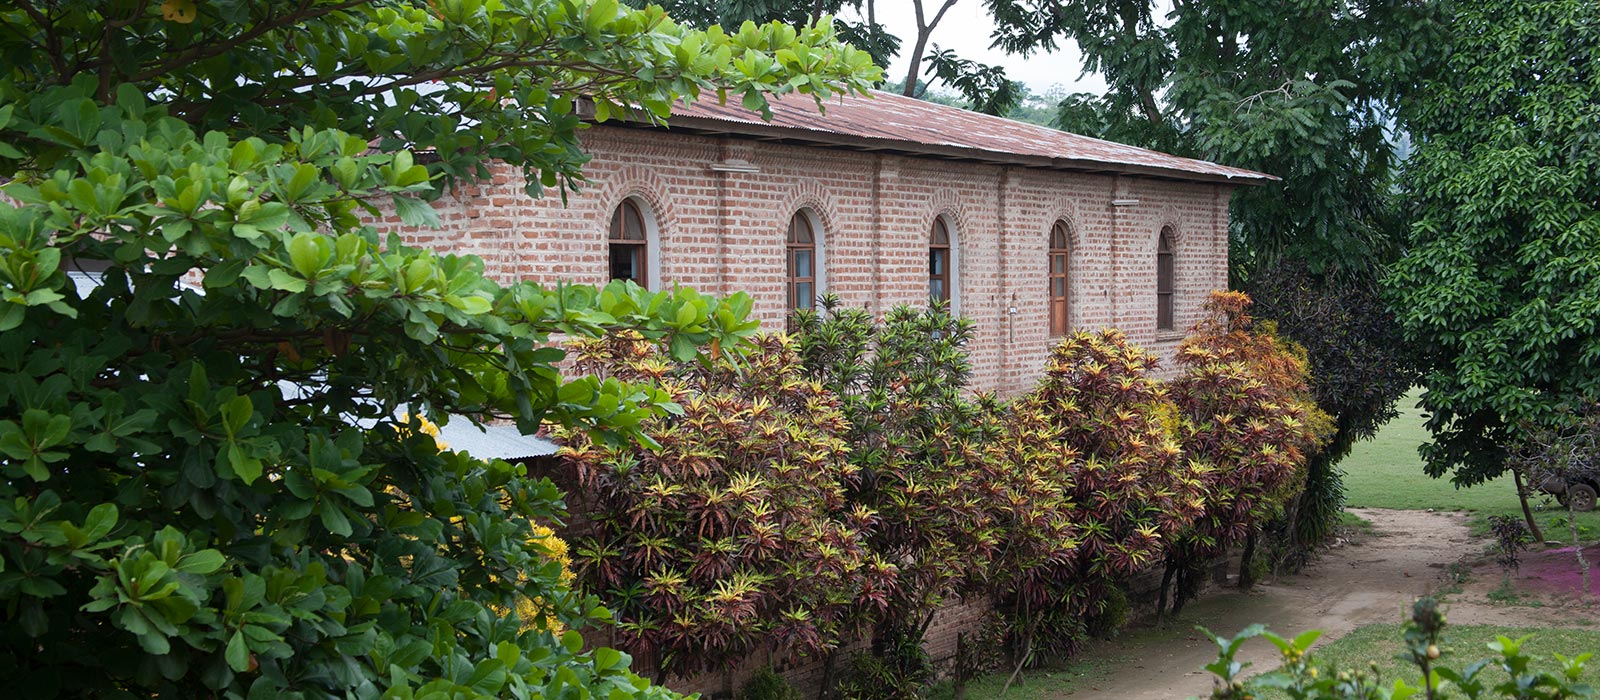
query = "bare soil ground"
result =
(1023, 508, 1600, 700)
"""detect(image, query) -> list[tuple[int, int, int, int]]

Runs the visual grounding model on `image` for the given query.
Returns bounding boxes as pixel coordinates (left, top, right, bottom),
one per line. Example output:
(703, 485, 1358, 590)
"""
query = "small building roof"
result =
(433, 420, 559, 461)
(659, 89, 1275, 185)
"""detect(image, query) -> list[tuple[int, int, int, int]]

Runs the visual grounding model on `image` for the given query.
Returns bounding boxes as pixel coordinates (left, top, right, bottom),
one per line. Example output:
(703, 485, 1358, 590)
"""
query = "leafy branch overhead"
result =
(0, 0, 882, 197)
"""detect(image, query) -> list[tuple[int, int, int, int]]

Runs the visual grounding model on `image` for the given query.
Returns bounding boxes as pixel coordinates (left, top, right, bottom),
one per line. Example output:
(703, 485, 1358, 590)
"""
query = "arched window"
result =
(930, 217, 955, 307)
(608, 199, 649, 287)
(787, 211, 820, 311)
(1049, 221, 1071, 336)
(1157, 226, 1176, 331)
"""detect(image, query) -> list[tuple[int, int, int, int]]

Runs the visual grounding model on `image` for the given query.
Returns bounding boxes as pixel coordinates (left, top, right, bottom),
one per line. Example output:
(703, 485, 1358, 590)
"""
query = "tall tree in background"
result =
(1387, 0, 1600, 524)
(986, 0, 1437, 552)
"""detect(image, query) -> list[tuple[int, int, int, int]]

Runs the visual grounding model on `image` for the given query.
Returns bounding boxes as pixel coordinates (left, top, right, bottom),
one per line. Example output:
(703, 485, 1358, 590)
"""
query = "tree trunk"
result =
(900, 27, 931, 94)
(952, 632, 969, 700)
(1000, 623, 1032, 696)
(1571, 499, 1592, 596)
(900, 0, 960, 97)
(1157, 558, 1176, 622)
(1238, 530, 1259, 590)
(816, 648, 838, 700)
(1171, 564, 1191, 617)
(1513, 466, 1546, 542)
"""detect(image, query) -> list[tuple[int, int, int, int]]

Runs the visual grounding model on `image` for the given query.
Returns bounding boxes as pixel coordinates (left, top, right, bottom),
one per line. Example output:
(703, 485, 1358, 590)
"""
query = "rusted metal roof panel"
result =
(665, 90, 1276, 183)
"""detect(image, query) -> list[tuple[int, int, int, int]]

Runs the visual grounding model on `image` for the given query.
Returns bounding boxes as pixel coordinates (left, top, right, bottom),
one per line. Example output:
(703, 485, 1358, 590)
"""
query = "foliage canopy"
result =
(0, 0, 881, 197)
(1387, 0, 1600, 486)
(0, 1, 880, 697)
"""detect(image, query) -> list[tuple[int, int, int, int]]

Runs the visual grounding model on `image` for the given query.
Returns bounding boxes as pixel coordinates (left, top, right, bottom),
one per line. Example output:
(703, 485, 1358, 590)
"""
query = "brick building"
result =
(388, 90, 1273, 693)
(397, 89, 1271, 392)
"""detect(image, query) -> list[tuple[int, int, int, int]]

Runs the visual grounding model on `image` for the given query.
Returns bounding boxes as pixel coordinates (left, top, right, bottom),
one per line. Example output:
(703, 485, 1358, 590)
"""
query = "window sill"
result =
(1155, 331, 1185, 343)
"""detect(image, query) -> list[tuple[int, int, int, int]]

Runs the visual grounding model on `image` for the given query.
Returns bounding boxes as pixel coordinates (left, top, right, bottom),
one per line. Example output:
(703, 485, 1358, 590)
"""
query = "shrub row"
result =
(550, 290, 1332, 698)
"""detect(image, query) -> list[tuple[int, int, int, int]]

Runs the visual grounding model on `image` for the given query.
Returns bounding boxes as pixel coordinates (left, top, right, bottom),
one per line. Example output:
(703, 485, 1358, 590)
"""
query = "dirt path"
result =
(1035, 508, 1591, 700)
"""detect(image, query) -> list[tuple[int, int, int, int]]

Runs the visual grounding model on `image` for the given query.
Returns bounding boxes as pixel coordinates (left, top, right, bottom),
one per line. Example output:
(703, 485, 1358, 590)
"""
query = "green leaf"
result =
(320, 505, 352, 537)
(266, 268, 308, 293)
(221, 395, 253, 435)
(176, 549, 225, 574)
(392, 195, 439, 228)
(1291, 629, 1322, 651)
(82, 503, 118, 541)
(227, 442, 264, 484)
(226, 630, 250, 672)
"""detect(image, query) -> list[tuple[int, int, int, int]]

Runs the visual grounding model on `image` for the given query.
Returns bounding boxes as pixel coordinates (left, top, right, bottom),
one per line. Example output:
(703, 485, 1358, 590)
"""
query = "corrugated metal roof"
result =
(434, 421, 559, 461)
(663, 89, 1275, 184)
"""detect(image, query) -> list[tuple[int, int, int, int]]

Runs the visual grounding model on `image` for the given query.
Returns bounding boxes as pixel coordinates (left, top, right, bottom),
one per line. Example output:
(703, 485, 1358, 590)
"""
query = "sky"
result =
(844, 1, 1109, 97)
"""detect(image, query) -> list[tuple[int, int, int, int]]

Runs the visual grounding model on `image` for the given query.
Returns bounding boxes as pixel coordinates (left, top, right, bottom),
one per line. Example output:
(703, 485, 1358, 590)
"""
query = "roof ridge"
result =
(659, 88, 1277, 184)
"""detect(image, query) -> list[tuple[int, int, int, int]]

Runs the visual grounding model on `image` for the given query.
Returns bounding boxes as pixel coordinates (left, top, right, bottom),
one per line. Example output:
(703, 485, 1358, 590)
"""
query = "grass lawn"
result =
(1340, 389, 1600, 539)
(925, 656, 1118, 700)
(1252, 623, 1600, 699)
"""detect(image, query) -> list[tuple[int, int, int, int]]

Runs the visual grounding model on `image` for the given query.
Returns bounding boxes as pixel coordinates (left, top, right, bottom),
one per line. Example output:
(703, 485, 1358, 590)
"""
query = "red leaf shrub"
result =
(990, 329, 1209, 663)
(551, 331, 894, 682)
(1163, 291, 1331, 613)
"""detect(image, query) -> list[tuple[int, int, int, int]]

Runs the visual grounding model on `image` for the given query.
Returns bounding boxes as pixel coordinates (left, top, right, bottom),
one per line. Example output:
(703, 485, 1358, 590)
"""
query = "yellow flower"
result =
(397, 413, 449, 451)
(492, 524, 577, 633)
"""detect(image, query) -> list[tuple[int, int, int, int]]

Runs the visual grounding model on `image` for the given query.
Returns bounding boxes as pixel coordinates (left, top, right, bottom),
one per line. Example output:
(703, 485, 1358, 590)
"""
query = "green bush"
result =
(1084, 585, 1130, 641)
(835, 632, 933, 700)
(741, 666, 803, 700)
(0, 102, 772, 696)
(990, 329, 1210, 666)
(1165, 291, 1330, 612)
(792, 297, 1001, 687)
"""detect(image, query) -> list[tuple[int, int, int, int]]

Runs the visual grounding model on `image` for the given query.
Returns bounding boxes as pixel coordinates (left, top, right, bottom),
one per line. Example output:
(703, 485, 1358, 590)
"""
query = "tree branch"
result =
(13, 1, 66, 77)
(127, 0, 368, 83)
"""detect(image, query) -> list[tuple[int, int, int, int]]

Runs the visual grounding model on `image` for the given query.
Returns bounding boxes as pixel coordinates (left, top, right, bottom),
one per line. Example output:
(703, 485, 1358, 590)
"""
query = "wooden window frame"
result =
(608, 199, 649, 288)
(1157, 227, 1176, 331)
(786, 212, 818, 313)
(930, 217, 952, 305)
(1049, 221, 1071, 336)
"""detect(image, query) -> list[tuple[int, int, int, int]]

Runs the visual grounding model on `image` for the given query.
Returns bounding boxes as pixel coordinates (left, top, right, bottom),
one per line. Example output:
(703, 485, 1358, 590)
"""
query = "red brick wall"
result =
(379, 125, 1237, 391)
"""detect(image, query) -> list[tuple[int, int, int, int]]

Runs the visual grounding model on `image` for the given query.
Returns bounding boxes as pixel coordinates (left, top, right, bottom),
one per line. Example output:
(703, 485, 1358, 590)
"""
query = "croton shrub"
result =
(1164, 291, 1332, 613)
(553, 331, 895, 684)
(991, 329, 1211, 664)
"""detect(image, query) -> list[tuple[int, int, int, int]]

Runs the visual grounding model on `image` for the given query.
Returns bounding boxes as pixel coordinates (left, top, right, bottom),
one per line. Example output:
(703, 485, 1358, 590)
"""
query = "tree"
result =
(1248, 259, 1420, 553)
(991, 330, 1208, 681)
(1, 1, 881, 197)
(0, 2, 879, 696)
(1386, 0, 1600, 495)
